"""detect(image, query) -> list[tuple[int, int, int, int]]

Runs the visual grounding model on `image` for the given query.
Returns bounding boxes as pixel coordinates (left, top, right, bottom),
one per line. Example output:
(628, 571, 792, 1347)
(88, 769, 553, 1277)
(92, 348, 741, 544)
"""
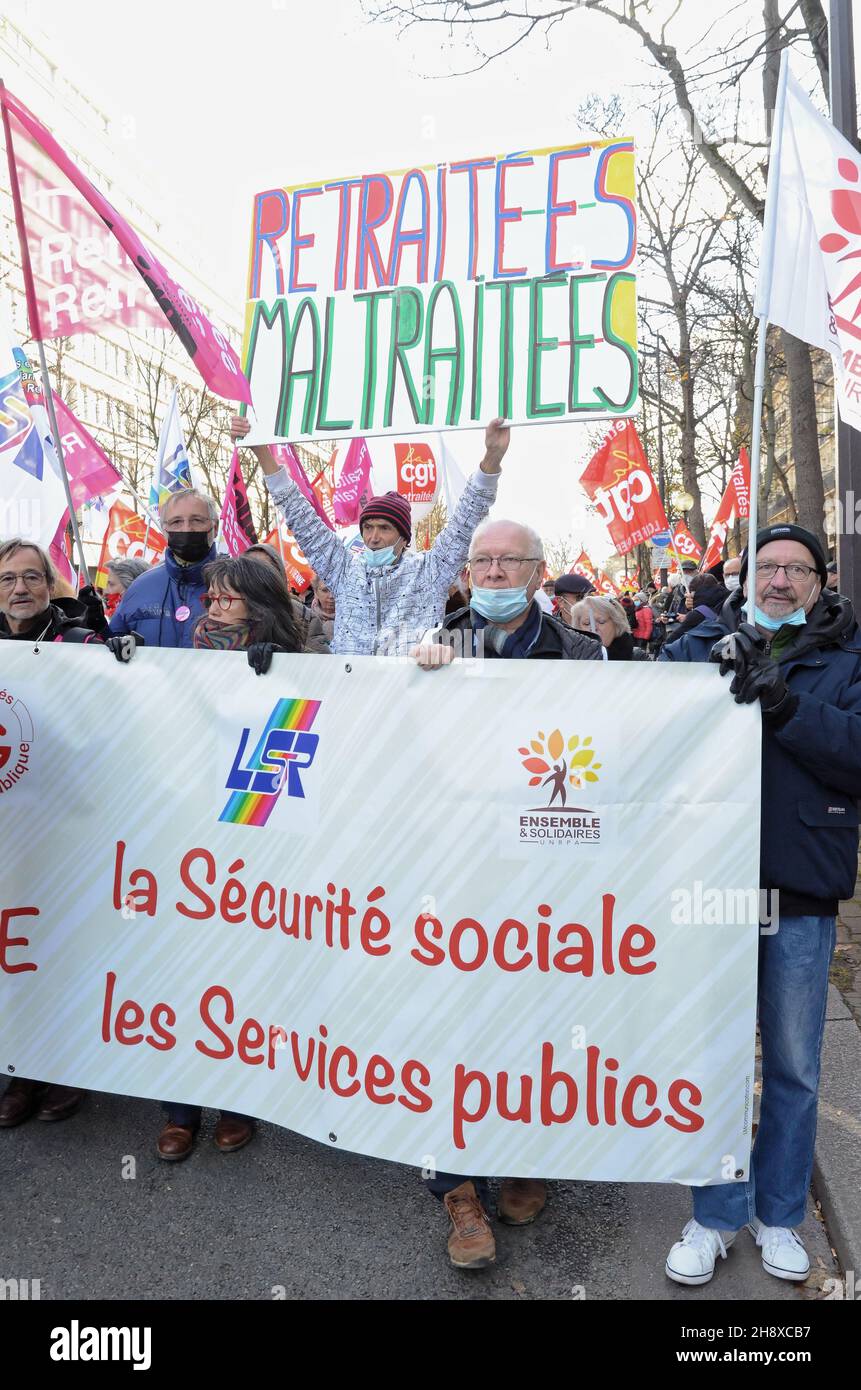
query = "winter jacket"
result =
(109, 546, 216, 649)
(0, 598, 101, 645)
(660, 589, 861, 913)
(663, 585, 730, 646)
(264, 468, 498, 655)
(434, 603, 605, 661)
(632, 605, 654, 641)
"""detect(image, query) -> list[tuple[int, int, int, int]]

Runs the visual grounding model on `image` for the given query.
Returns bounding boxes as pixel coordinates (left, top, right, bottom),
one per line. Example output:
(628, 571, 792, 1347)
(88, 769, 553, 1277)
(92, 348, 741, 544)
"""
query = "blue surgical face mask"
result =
(363, 544, 397, 568)
(471, 584, 531, 623)
(754, 604, 807, 631)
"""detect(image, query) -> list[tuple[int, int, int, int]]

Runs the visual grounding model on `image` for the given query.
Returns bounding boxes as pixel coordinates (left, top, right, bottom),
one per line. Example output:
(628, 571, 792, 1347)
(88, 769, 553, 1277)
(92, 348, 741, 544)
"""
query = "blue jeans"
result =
(693, 914, 836, 1231)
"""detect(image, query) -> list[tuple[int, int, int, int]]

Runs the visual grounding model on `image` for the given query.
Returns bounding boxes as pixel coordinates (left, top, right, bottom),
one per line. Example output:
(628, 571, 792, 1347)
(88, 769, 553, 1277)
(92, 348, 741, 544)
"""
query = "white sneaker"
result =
(747, 1218, 810, 1280)
(665, 1219, 736, 1285)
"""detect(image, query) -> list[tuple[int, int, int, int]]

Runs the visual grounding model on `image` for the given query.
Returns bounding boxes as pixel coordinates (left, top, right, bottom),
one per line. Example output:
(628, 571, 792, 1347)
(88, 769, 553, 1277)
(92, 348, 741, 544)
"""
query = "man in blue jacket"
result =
(109, 490, 219, 648)
(661, 523, 861, 1287)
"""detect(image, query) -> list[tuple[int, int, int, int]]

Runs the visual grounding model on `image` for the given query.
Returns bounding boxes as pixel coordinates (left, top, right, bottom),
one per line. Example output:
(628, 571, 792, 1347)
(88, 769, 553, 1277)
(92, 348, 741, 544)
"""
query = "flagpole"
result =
(1, 83, 91, 585)
(35, 339, 91, 585)
(143, 385, 177, 554)
(746, 50, 789, 620)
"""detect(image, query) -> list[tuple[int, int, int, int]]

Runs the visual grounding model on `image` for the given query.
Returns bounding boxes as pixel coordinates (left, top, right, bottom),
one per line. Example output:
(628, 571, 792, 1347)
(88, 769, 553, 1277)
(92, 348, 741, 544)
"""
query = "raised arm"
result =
(427, 418, 508, 589)
(230, 416, 348, 591)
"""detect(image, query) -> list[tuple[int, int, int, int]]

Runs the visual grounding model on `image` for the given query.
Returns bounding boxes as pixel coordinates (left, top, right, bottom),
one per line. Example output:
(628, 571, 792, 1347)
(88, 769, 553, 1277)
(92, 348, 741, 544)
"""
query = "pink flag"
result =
(333, 437, 372, 525)
(49, 513, 74, 585)
(0, 86, 251, 404)
(50, 394, 122, 507)
(219, 449, 258, 556)
(271, 443, 334, 530)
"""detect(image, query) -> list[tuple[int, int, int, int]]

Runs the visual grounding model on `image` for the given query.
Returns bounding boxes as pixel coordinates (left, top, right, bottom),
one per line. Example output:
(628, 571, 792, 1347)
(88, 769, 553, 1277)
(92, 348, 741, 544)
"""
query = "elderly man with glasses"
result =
(412, 519, 600, 1269)
(660, 523, 861, 1289)
(109, 489, 220, 648)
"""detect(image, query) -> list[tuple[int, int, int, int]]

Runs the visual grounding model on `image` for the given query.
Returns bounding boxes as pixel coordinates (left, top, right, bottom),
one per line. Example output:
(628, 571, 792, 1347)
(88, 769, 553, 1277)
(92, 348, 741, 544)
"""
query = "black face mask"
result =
(168, 531, 211, 564)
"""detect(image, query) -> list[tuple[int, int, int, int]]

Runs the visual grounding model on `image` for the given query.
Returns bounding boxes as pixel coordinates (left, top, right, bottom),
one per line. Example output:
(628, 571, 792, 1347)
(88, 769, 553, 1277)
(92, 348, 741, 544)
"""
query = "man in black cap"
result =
(660, 524, 861, 1288)
(826, 559, 839, 594)
(553, 572, 596, 629)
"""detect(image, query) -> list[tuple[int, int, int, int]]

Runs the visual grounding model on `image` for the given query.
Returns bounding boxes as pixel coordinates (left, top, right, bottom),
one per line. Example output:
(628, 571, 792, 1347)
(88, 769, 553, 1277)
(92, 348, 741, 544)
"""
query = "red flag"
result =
(0, 86, 250, 403)
(95, 501, 165, 587)
(595, 570, 619, 597)
(579, 420, 669, 555)
(220, 450, 258, 556)
(271, 443, 334, 529)
(670, 519, 703, 562)
(569, 549, 598, 585)
(49, 513, 74, 585)
(51, 394, 121, 507)
(731, 447, 751, 519)
(702, 478, 741, 571)
(263, 523, 314, 593)
(333, 437, 373, 525)
(312, 468, 337, 529)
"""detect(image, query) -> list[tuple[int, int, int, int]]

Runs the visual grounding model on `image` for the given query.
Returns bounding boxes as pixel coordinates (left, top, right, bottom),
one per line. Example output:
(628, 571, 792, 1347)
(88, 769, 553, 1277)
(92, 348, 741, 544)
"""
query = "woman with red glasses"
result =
(192, 554, 304, 673)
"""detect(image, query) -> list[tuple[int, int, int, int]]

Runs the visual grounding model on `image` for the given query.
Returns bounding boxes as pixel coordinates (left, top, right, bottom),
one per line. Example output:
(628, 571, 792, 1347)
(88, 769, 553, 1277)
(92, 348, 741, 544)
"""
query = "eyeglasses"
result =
(755, 561, 816, 582)
(202, 592, 242, 611)
(0, 570, 48, 591)
(469, 556, 541, 577)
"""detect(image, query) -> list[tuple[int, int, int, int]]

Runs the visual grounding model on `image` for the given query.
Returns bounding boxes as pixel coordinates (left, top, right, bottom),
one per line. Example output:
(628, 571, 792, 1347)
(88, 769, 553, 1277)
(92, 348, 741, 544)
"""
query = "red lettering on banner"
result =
(0, 905, 38, 974)
(100, 970, 177, 1051)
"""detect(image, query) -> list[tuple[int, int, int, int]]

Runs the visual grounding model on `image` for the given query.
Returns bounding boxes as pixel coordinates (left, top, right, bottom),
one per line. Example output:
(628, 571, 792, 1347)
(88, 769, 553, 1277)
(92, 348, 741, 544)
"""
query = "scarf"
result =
(192, 616, 255, 650)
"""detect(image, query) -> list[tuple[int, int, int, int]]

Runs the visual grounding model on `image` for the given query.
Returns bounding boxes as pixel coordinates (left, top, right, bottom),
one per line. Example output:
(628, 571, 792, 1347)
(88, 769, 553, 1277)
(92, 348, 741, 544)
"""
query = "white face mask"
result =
(724, 574, 740, 591)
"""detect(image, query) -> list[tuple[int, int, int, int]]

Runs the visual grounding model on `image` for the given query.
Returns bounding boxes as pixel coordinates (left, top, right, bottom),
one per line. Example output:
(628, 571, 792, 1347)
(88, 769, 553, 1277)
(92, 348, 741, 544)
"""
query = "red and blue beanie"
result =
(359, 491, 412, 543)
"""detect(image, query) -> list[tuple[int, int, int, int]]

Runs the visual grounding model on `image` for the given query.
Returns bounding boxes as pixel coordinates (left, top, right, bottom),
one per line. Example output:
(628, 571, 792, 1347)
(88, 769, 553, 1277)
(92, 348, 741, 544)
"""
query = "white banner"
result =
(0, 648, 759, 1183)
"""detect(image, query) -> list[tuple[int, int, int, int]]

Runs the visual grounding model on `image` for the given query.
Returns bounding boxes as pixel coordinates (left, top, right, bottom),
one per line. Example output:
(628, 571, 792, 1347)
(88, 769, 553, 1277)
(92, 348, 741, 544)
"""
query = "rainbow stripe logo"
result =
(220, 697, 321, 827)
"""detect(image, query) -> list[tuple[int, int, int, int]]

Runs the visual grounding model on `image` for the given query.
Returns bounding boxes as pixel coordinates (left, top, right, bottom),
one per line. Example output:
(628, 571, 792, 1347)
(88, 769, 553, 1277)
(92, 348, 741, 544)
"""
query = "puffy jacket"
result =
(660, 589, 861, 912)
(265, 468, 498, 655)
(0, 597, 101, 645)
(109, 546, 216, 649)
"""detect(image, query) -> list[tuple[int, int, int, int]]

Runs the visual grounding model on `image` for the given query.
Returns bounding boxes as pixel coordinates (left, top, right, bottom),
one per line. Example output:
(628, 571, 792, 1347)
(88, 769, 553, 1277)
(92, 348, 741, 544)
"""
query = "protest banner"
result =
(0, 650, 759, 1183)
(242, 139, 637, 442)
(220, 450, 258, 556)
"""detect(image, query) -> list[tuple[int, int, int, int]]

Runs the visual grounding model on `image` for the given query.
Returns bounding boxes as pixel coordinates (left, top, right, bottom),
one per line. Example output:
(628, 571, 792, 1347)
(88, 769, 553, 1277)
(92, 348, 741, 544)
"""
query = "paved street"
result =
(0, 1089, 840, 1302)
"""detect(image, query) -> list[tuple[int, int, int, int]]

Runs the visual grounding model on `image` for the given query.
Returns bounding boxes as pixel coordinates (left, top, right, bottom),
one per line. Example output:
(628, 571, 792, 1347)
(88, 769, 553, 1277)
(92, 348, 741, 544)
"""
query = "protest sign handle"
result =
(35, 338, 91, 586)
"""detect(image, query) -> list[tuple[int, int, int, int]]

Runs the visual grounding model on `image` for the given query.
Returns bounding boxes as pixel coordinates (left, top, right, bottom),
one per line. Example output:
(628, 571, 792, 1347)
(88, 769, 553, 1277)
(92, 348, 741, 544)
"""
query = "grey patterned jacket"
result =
(265, 468, 499, 655)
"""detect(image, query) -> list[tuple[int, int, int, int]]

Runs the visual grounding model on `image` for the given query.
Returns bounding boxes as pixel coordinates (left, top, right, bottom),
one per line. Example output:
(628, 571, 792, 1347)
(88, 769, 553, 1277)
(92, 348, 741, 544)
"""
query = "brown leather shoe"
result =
(498, 1178, 547, 1226)
(35, 1085, 85, 1122)
(0, 1079, 45, 1128)
(444, 1180, 496, 1269)
(214, 1116, 254, 1153)
(157, 1122, 197, 1161)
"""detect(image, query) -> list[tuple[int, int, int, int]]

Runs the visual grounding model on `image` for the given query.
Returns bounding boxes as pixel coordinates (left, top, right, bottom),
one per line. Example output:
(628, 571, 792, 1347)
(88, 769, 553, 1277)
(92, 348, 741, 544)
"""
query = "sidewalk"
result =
(818, 872, 861, 1284)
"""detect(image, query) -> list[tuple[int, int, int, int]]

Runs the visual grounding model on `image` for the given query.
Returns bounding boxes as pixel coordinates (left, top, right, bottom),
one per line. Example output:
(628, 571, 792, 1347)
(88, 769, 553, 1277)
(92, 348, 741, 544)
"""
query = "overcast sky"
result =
(5, 0, 838, 563)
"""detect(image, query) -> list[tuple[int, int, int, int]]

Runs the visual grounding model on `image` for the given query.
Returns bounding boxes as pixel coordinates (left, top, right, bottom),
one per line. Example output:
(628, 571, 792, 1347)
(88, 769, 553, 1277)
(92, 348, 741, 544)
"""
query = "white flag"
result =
(757, 63, 861, 429)
(148, 386, 204, 514)
(0, 316, 70, 549)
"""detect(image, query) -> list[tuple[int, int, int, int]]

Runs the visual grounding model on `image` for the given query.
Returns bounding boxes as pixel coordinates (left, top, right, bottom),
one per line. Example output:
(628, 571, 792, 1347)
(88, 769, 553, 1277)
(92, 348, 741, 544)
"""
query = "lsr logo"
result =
(220, 698, 321, 827)
(395, 443, 437, 504)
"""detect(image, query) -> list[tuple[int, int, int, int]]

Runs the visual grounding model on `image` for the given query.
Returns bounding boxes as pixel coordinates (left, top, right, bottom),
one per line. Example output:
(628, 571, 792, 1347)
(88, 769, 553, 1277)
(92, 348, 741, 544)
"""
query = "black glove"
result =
(710, 623, 797, 725)
(104, 632, 144, 664)
(78, 583, 109, 634)
(247, 642, 279, 675)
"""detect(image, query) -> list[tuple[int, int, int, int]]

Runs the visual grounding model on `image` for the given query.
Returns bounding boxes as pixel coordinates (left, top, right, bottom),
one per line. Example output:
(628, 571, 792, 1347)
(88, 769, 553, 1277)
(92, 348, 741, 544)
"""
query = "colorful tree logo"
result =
(519, 729, 602, 809)
(819, 157, 861, 335)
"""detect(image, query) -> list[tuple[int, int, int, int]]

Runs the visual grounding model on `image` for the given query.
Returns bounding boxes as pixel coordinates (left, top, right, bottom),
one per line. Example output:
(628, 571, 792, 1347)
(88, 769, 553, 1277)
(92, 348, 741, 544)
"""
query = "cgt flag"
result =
(671, 520, 703, 563)
(95, 501, 165, 587)
(569, 550, 599, 586)
(263, 522, 314, 593)
(701, 450, 751, 570)
(579, 420, 669, 556)
(0, 85, 250, 404)
(220, 450, 258, 556)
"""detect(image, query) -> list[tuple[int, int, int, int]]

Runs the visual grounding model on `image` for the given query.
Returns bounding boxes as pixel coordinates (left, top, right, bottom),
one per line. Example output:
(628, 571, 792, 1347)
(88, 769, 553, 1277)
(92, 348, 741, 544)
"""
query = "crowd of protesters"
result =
(1, 412, 859, 1293)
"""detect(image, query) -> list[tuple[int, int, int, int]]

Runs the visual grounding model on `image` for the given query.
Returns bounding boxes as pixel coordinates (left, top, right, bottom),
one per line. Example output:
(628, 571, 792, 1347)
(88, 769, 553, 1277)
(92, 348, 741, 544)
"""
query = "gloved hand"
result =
(247, 642, 278, 675)
(78, 583, 109, 634)
(104, 632, 144, 664)
(710, 623, 797, 724)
